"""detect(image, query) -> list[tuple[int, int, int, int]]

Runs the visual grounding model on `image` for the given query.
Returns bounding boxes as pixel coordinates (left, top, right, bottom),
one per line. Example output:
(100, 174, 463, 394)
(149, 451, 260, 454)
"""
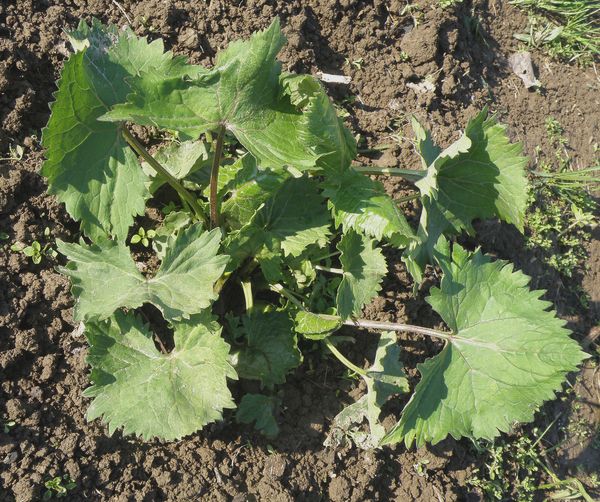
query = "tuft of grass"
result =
(511, 0, 600, 63)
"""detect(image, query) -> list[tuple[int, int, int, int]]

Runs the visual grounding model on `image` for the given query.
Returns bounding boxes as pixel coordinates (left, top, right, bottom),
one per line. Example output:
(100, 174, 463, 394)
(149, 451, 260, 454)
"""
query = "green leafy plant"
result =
(130, 226, 156, 247)
(43, 476, 76, 499)
(41, 19, 587, 446)
(511, 0, 600, 63)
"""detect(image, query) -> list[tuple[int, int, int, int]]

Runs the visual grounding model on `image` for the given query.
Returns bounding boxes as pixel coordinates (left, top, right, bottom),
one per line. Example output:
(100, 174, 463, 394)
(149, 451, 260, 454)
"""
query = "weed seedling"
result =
(43, 476, 76, 499)
(130, 227, 156, 247)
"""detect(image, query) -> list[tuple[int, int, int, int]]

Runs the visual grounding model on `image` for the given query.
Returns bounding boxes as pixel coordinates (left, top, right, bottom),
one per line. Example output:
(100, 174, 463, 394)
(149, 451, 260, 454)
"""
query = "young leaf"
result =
(382, 245, 587, 448)
(405, 109, 528, 279)
(236, 394, 280, 438)
(57, 224, 228, 320)
(84, 311, 237, 440)
(233, 311, 302, 387)
(42, 20, 197, 241)
(142, 140, 209, 194)
(219, 158, 287, 230)
(224, 176, 331, 269)
(337, 231, 387, 319)
(326, 332, 408, 449)
(322, 170, 415, 247)
(294, 311, 342, 340)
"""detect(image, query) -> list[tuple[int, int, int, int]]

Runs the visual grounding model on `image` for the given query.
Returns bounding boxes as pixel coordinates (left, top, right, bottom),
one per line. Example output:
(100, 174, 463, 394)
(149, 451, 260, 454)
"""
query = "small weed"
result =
(2, 420, 16, 433)
(545, 117, 566, 144)
(43, 476, 76, 499)
(130, 226, 156, 247)
(10, 227, 57, 264)
(344, 57, 364, 70)
(0, 144, 24, 161)
(439, 0, 463, 7)
(511, 0, 600, 64)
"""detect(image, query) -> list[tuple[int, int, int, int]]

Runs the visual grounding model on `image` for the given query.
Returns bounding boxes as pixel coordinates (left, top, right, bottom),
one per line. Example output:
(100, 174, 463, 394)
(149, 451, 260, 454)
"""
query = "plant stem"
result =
(122, 128, 207, 225)
(240, 280, 253, 313)
(315, 265, 344, 275)
(210, 126, 226, 228)
(353, 165, 426, 182)
(342, 318, 452, 341)
(323, 339, 368, 377)
(396, 193, 420, 203)
(270, 284, 452, 342)
(270, 284, 305, 309)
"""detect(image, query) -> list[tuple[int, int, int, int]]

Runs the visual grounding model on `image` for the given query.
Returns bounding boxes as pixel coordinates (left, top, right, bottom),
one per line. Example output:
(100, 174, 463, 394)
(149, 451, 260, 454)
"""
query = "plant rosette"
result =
(42, 18, 587, 446)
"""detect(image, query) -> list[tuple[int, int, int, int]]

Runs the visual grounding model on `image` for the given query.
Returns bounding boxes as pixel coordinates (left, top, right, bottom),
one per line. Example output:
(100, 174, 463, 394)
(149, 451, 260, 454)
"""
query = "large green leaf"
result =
(233, 311, 302, 387)
(42, 20, 196, 241)
(326, 332, 408, 449)
(322, 170, 415, 247)
(102, 20, 356, 174)
(405, 109, 528, 280)
(57, 224, 228, 320)
(383, 245, 587, 447)
(337, 231, 388, 319)
(84, 311, 236, 440)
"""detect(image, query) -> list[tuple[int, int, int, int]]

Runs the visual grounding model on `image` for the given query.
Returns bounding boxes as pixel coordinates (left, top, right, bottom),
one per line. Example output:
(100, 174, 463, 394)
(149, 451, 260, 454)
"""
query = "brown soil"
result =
(1, 1, 598, 501)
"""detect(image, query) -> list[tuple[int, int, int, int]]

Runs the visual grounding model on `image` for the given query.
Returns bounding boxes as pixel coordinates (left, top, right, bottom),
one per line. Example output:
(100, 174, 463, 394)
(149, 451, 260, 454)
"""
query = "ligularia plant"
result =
(42, 19, 586, 446)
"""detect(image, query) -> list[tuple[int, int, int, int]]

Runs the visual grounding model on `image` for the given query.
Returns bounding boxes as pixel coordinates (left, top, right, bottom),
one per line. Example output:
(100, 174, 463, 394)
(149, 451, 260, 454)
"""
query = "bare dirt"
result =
(1, 1, 599, 501)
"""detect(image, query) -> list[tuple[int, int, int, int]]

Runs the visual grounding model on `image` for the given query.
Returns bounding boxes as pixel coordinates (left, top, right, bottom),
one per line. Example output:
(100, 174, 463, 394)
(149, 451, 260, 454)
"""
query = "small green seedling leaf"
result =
(57, 224, 228, 320)
(236, 394, 280, 438)
(85, 310, 237, 440)
(382, 245, 587, 448)
(337, 231, 387, 319)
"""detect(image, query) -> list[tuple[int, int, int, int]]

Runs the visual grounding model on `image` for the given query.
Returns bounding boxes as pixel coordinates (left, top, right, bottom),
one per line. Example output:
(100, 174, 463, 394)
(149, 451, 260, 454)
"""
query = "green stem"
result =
(241, 280, 253, 313)
(342, 318, 452, 341)
(315, 265, 344, 275)
(270, 284, 305, 308)
(396, 193, 420, 203)
(324, 339, 368, 376)
(123, 128, 207, 225)
(270, 284, 451, 342)
(312, 250, 341, 262)
(353, 165, 427, 182)
(210, 126, 226, 228)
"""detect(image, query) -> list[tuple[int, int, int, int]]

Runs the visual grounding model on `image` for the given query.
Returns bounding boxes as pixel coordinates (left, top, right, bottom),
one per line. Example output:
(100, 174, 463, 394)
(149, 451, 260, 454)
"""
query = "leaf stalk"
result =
(210, 126, 226, 228)
(353, 166, 426, 182)
(122, 128, 207, 225)
(323, 339, 368, 377)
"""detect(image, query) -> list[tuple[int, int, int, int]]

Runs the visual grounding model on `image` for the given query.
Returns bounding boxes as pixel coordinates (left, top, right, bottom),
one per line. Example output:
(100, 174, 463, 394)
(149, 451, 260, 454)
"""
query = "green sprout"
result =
(130, 227, 156, 247)
(43, 476, 76, 499)
(10, 228, 57, 264)
(0, 144, 24, 161)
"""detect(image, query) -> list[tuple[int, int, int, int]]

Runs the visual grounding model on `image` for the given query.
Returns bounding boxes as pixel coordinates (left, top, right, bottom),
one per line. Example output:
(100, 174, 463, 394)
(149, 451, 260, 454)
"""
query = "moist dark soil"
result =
(1, 1, 599, 501)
